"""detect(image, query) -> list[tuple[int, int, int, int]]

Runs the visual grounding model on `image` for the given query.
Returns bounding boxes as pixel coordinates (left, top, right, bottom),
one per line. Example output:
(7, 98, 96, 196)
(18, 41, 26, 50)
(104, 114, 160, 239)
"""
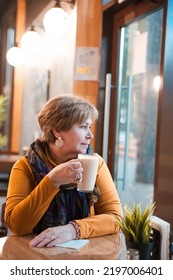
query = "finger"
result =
(74, 173, 83, 181)
(36, 239, 51, 248)
(29, 237, 41, 247)
(29, 235, 53, 247)
(36, 236, 55, 248)
(46, 236, 72, 247)
(46, 238, 60, 247)
(70, 161, 82, 169)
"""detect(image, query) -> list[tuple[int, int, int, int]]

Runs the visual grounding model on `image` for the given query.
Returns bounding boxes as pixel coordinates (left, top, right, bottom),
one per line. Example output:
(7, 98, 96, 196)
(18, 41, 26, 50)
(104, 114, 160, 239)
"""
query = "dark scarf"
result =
(27, 139, 100, 233)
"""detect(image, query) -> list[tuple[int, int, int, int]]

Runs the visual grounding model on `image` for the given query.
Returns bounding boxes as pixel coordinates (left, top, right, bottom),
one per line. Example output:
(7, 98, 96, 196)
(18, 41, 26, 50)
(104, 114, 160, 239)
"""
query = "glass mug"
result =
(77, 154, 99, 192)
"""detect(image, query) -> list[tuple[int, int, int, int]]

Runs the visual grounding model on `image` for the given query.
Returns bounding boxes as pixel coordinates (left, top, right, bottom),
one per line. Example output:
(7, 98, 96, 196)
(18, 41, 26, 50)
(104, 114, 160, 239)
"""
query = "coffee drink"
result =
(77, 154, 99, 192)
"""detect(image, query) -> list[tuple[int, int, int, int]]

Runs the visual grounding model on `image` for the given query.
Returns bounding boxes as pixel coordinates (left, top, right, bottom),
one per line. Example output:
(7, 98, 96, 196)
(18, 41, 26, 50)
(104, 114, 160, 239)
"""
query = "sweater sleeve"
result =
(5, 155, 122, 238)
(74, 154, 123, 238)
(5, 157, 59, 235)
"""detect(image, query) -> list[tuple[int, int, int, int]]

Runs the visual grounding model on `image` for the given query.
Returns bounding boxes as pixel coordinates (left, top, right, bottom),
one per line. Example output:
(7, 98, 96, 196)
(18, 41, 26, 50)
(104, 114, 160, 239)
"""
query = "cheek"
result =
(63, 128, 84, 145)
(66, 133, 82, 145)
(73, 134, 83, 143)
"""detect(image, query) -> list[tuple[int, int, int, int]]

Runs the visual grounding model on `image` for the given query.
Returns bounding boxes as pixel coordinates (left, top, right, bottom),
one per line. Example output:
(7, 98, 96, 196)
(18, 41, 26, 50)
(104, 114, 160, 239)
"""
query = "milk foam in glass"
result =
(77, 154, 99, 192)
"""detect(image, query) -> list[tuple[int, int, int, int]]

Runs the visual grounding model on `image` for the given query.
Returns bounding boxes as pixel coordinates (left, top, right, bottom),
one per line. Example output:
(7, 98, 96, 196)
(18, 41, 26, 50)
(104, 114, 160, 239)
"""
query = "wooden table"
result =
(0, 233, 126, 260)
(0, 155, 20, 172)
(0, 155, 20, 196)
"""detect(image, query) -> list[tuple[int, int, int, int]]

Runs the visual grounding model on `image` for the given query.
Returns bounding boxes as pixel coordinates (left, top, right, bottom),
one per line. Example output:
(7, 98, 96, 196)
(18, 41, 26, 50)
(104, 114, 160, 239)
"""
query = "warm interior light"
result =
(153, 75, 161, 91)
(43, 7, 70, 36)
(6, 47, 26, 67)
(20, 31, 42, 55)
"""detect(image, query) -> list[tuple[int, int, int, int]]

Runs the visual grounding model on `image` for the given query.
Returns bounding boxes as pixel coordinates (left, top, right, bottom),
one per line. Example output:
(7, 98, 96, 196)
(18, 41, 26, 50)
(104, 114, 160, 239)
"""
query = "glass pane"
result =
(0, 28, 14, 151)
(102, 0, 112, 5)
(115, 9, 163, 206)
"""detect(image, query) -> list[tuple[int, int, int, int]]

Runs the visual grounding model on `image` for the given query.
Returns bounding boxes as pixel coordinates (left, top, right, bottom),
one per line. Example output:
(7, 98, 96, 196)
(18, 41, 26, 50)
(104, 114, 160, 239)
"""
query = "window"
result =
(0, 12, 16, 153)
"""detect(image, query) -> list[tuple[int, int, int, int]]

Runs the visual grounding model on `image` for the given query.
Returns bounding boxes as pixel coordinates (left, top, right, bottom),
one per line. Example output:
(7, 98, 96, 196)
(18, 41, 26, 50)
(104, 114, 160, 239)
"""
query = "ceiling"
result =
(0, 0, 17, 20)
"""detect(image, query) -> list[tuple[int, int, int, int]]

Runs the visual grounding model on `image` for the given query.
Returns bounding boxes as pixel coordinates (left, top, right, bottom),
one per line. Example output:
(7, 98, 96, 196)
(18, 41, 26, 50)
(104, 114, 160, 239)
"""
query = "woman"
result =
(5, 94, 122, 247)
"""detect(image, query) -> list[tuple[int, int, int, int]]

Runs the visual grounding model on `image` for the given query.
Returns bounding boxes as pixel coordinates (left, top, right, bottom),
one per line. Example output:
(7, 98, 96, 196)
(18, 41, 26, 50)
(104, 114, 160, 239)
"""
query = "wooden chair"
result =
(0, 202, 7, 237)
(150, 216, 172, 260)
(0, 155, 19, 237)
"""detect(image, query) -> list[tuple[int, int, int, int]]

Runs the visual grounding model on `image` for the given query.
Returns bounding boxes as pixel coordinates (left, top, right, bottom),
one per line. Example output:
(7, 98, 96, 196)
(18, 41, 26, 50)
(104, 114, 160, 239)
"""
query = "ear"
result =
(52, 128, 61, 139)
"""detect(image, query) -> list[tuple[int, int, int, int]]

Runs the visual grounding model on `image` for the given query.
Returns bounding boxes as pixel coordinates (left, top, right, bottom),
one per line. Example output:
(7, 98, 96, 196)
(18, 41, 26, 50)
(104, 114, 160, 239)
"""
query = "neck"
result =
(47, 143, 77, 164)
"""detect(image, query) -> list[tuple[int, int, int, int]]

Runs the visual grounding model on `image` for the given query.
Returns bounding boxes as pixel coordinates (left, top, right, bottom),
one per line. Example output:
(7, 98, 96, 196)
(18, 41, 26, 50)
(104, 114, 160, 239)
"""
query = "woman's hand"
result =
(29, 223, 76, 247)
(47, 159, 83, 188)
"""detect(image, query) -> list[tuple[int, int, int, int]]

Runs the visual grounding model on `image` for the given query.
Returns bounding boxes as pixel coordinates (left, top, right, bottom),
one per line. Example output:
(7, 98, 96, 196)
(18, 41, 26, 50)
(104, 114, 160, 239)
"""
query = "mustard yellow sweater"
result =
(5, 154, 122, 237)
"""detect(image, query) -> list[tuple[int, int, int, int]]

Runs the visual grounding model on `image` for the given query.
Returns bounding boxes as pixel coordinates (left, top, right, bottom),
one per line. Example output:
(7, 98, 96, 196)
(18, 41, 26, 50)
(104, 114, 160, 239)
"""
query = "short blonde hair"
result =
(38, 94, 98, 142)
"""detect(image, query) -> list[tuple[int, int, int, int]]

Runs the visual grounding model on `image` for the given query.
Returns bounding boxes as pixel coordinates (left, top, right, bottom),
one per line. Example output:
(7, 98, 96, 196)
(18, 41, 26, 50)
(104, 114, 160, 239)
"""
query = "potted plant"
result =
(0, 95, 7, 149)
(117, 202, 156, 259)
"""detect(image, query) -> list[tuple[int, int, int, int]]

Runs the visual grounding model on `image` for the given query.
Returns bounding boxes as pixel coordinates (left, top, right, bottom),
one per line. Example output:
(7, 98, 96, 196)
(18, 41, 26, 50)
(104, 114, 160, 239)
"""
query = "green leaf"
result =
(115, 202, 156, 244)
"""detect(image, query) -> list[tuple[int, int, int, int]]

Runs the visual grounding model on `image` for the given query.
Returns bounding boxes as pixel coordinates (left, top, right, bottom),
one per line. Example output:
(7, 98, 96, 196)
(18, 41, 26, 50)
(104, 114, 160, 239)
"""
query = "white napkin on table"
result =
(55, 239, 89, 250)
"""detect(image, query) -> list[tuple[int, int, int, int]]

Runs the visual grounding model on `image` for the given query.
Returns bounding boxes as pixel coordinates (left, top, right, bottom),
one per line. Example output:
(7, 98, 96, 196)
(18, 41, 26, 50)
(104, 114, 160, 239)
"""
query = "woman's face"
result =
(60, 117, 94, 155)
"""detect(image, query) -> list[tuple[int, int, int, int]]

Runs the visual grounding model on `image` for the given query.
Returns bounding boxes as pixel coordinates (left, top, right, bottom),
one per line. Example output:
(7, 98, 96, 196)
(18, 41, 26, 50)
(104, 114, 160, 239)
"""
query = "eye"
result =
(80, 125, 87, 129)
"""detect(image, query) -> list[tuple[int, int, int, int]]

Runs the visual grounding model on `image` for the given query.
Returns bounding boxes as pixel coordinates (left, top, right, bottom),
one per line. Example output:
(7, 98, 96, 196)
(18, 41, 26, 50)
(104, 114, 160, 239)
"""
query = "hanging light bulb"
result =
(153, 75, 161, 91)
(6, 46, 26, 67)
(20, 30, 42, 55)
(43, 7, 70, 36)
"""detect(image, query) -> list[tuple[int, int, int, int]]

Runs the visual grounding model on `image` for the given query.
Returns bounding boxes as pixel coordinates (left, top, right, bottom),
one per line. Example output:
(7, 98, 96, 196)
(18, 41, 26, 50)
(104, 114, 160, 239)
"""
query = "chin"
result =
(78, 148, 87, 154)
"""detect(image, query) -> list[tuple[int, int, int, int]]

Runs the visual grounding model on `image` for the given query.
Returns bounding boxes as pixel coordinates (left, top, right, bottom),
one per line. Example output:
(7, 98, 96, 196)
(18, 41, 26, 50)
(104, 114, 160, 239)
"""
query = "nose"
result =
(86, 129, 94, 139)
